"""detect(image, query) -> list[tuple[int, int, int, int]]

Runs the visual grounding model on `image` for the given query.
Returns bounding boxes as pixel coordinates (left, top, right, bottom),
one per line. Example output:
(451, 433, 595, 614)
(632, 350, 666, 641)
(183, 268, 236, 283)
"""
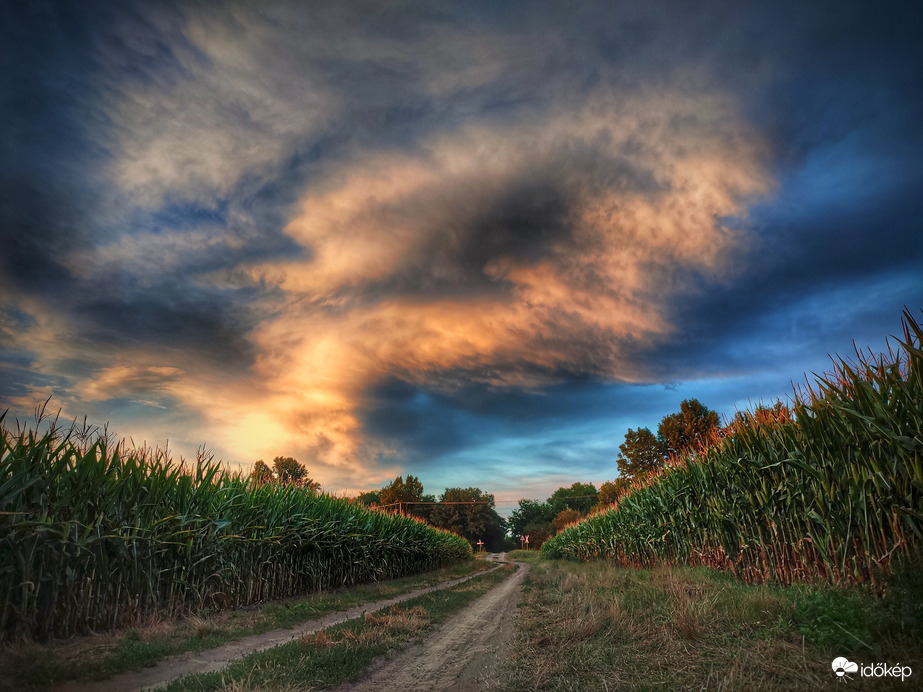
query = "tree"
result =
(250, 460, 274, 485)
(549, 482, 598, 515)
(379, 475, 424, 507)
(508, 499, 556, 538)
(727, 401, 793, 433)
(414, 493, 437, 523)
(271, 457, 320, 491)
(657, 399, 720, 456)
(520, 521, 553, 548)
(552, 508, 583, 533)
(378, 475, 434, 520)
(598, 478, 630, 506)
(616, 427, 667, 479)
(250, 457, 319, 490)
(355, 490, 381, 506)
(430, 487, 506, 551)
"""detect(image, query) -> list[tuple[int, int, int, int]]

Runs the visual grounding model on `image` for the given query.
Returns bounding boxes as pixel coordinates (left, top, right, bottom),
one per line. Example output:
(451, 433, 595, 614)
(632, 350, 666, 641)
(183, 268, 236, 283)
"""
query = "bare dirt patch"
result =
(336, 557, 528, 692)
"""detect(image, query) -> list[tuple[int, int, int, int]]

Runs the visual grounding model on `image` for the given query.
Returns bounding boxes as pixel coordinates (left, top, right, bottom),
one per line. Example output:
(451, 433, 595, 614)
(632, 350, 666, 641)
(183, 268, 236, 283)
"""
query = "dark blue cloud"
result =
(3, 0, 922, 493)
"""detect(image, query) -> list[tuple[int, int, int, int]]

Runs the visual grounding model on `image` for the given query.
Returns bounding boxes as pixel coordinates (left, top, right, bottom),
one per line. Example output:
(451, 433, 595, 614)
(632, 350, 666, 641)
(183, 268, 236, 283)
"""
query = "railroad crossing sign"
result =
(476, 539, 484, 552)
(520, 534, 529, 549)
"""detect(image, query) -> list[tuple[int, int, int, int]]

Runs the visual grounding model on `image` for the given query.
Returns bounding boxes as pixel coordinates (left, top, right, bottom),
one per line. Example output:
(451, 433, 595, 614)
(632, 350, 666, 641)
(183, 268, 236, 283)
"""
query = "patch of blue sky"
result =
(144, 200, 230, 234)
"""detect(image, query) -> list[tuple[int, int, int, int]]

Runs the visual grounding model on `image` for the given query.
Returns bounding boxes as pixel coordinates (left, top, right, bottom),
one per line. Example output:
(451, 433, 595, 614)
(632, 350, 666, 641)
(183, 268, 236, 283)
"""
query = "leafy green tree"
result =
(250, 457, 319, 491)
(250, 460, 273, 485)
(520, 521, 553, 548)
(379, 475, 431, 520)
(272, 456, 319, 491)
(549, 482, 598, 515)
(508, 499, 556, 538)
(616, 427, 667, 480)
(598, 478, 630, 506)
(379, 475, 425, 507)
(355, 490, 381, 506)
(414, 493, 437, 523)
(727, 401, 793, 432)
(657, 398, 720, 455)
(431, 487, 506, 551)
(272, 456, 306, 484)
(552, 508, 583, 533)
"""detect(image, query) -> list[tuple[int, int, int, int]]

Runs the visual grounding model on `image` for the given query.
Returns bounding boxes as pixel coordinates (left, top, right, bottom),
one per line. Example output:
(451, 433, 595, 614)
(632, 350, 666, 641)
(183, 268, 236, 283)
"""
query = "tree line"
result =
(248, 461, 511, 551)
(509, 398, 725, 548)
(355, 476, 509, 551)
(248, 398, 727, 551)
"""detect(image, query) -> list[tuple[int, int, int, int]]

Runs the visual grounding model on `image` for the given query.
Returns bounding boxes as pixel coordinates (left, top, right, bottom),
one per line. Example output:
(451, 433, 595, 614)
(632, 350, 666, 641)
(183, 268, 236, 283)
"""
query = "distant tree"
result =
(379, 475, 425, 508)
(356, 490, 381, 506)
(378, 475, 434, 520)
(272, 456, 306, 484)
(520, 521, 553, 549)
(549, 482, 598, 515)
(727, 402, 793, 433)
(616, 427, 667, 480)
(508, 499, 556, 538)
(250, 457, 319, 490)
(431, 487, 506, 551)
(657, 399, 720, 455)
(598, 478, 630, 506)
(250, 460, 273, 485)
(552, 508, 583, 533)
(272, 456, 320, 491)
(414, 493, 437, 522)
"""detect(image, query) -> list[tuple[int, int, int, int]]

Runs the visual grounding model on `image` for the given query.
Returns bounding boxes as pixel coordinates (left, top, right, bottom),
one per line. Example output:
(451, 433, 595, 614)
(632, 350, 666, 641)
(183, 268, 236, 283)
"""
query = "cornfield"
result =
(0, 422, 471, 641)
(543, 309, 923, 588)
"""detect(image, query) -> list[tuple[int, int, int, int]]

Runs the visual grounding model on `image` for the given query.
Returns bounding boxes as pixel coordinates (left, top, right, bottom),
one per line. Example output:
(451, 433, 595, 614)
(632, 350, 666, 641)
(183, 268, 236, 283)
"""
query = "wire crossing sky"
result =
(2, 0, 922, 502)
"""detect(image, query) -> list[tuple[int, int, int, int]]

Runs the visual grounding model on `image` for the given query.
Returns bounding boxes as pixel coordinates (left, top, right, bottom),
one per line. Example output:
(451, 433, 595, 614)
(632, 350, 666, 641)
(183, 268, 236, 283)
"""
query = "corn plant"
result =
(0, 419, 470, 641)
(544, 309, 923, 588)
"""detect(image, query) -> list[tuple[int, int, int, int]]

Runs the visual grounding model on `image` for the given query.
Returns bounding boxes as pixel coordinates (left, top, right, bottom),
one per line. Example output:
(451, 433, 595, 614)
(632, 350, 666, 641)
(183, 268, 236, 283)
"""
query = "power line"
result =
(375, 500, 493, 509)
(376, 494, 600, 510)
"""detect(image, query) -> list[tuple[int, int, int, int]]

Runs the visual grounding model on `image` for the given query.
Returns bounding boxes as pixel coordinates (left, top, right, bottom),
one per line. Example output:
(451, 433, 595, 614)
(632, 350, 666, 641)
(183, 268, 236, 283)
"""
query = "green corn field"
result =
(543, 309, 923, 588)
(0, 422, 471, 641)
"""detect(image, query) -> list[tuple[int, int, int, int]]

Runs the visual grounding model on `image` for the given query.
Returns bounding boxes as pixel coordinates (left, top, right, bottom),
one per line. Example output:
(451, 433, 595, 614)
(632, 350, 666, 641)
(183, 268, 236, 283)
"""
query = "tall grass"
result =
(0, 420, 470, 641)
(543, 309, 923, 588)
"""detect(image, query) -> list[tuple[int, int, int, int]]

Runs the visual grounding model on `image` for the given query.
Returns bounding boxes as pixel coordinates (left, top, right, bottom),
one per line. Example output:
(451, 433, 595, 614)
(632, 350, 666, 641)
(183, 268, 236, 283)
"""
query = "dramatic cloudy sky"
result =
(2, 0, 922, 508)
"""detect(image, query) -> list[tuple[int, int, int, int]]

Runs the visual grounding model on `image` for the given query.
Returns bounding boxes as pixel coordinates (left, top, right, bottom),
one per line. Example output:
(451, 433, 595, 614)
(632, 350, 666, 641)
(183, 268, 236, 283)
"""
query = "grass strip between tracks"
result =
(163, 563, 517, 691)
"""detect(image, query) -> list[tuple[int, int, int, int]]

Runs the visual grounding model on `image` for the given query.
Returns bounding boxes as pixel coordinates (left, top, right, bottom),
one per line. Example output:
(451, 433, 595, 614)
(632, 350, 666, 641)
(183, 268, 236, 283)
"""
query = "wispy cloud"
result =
(230, 86, 771, 473)
(3, 0, 921, 496)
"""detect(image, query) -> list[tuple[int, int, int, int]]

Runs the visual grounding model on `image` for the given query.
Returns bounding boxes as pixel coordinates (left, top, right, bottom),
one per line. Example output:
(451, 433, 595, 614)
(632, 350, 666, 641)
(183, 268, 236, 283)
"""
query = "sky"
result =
(2, 0, 922, 512)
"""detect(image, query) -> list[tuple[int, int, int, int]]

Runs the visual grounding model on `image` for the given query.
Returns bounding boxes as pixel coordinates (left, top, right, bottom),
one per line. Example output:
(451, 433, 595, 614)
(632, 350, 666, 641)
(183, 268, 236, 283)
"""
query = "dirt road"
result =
(337, 555, 527, 692)
(55, 561, 509, 692)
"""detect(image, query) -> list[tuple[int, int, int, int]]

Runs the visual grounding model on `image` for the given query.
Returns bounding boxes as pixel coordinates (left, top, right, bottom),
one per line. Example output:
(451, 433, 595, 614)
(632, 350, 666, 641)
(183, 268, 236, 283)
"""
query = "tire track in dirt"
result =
(55, 561, 505, 692)
(337, 557, 528, 692)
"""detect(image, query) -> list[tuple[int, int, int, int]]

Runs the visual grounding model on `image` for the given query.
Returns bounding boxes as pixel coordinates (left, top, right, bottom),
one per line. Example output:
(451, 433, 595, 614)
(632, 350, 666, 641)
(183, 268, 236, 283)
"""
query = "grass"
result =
(0, 558, 491, 692)
(162, 563, 516, 691)
(501, 553, 922, 690)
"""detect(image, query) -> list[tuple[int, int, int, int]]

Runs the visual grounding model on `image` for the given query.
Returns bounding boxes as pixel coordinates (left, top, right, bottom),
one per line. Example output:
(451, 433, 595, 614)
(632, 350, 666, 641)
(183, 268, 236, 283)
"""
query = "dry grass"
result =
(502, 557, 832, 691)
(300, 606, 429, 648)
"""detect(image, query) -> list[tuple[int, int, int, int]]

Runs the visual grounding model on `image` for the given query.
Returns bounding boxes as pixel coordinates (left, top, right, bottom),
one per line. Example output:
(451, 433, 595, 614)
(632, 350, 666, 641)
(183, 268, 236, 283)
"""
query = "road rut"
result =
(337, 556, 527, 691)
(55, 562, 506, 692)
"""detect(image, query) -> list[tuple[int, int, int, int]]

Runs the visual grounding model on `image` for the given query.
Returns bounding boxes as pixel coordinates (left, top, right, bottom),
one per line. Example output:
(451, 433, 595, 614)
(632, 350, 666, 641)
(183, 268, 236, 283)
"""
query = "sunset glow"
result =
(2, 1, 921, 503)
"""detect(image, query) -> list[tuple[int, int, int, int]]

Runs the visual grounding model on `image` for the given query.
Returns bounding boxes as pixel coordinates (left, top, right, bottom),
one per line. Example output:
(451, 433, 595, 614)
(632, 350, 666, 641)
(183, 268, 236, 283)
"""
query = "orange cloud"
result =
(77, 365, 184, 403)
(234, 87, 772, 476)
(5, 83, 772, 491)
